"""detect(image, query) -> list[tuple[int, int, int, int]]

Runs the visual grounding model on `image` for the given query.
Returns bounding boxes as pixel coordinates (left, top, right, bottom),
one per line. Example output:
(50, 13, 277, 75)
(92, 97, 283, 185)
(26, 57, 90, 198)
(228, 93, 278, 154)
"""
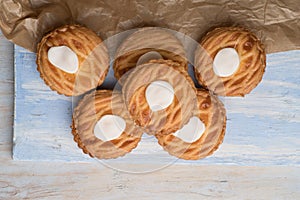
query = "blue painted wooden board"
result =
(13, 45, 300, 166)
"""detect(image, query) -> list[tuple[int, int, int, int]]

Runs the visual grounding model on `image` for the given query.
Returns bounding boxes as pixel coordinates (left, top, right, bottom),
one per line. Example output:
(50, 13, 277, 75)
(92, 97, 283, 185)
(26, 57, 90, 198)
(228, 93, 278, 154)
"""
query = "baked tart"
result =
(194, 27, 266, 96)
(156, 89, 226, 160)
(113, 27, 188, 80)
(37, 24, 109, 96)
(122, 59, 197, 136)
(72, 90, 143, 159)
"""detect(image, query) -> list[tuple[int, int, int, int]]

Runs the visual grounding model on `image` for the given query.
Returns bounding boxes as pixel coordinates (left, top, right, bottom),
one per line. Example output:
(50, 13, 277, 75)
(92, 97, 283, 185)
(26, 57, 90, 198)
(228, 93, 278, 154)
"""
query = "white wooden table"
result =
(0, 32, 299, 199)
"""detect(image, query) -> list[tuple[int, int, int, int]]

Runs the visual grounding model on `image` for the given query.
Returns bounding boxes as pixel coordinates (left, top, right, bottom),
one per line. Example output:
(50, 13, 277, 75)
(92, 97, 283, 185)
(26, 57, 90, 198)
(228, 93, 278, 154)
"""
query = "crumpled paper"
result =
(0, 0, 299, 53)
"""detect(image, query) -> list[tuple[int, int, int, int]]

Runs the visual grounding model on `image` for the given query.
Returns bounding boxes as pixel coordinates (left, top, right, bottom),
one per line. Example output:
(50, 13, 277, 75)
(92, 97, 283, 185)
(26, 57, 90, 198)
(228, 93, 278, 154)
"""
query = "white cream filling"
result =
(145, 81, 174, 112)
(93, 115, 126, 141)
(136, 51, 163, 66)
(173, 116, 205, 143)
(213, 48, 240, 77)
(47, 46, 79, 74)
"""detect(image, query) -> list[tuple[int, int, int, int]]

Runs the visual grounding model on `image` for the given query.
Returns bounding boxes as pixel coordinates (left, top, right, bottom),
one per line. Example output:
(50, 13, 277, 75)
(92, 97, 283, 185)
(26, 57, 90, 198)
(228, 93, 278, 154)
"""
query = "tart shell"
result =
(194, 27, 266, 96)
(156, 89, 226, 160)
(113, 27, 188, 80)
(122, 59, 197, 136)
(72, 90, 143, 159)
(37, 24, 109, 96)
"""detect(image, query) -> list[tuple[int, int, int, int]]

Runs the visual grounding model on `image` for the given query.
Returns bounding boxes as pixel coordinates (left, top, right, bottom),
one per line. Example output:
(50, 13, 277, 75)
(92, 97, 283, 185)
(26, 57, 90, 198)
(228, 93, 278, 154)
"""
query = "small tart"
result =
(37, 24, 109, 96)
(113, 27, 188, 80)
(122, 59, 197, 136)
(72, 90, 143, 159)
(156, 89, 226, 160)
(194, 27, 266, 96)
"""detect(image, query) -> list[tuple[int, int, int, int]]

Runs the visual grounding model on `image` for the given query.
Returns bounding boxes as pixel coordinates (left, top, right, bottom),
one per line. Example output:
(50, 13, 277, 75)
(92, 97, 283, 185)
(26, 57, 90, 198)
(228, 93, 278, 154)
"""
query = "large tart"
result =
(72, 90, 143, 159)
(194, 27, 266, 96)
(37, 24, 109, 96)
(122, 59, 197, 136)
(113, 27, 188, 80)
(156, 89, 226, 160)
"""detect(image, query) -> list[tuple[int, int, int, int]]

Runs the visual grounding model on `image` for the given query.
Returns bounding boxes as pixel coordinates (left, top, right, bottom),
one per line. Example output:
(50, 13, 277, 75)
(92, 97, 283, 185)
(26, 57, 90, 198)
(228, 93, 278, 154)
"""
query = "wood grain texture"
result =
(0, 32, 299, 199)
(13, 44, 300, 166)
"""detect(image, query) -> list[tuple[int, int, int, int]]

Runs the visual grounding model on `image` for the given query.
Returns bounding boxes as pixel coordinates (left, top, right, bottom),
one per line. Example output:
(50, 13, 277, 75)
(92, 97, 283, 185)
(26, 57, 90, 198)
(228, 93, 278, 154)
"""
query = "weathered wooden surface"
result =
(0, 32, 299, 199)
(13, 45, 300, 166)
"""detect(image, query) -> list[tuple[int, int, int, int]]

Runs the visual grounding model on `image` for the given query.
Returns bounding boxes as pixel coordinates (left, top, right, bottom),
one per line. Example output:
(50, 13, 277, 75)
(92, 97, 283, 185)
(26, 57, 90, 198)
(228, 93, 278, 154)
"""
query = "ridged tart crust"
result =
(194, 27, 266, 96)
(156, 89, 226, 160)
(37, 24, 109, 96)
(122, 59, 197, 136)
(113, 27, 188, 80)
(72, 90, 143, 159)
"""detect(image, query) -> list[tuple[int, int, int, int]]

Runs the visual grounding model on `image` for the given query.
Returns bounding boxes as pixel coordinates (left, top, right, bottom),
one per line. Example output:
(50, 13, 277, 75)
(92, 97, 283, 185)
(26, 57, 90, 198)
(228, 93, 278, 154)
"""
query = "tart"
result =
(37, 24, 109, 96)
(156, 89, 226, 160)
(122, 59, 197, 136)
(72, 90, 143, 159)
(113, 27, 188, 80)
(194, 27, 266, 96)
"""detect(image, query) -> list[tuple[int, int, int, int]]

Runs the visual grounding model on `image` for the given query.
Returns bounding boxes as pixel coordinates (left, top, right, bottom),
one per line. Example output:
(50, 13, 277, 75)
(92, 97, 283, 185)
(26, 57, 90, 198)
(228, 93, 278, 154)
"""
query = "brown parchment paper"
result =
(0, 0, 299, 53)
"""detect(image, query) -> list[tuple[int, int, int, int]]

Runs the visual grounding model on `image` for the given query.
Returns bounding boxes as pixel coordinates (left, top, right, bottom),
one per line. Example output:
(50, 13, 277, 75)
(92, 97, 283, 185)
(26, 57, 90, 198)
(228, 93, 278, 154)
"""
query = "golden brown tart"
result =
(156, 89, 226, 160)
(37, 24, 109, 96)
(122, 59, 197, 136)
(72, 90, 143, 159)
(194, 27, 266, 96)
(113, 27, 188, 80)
